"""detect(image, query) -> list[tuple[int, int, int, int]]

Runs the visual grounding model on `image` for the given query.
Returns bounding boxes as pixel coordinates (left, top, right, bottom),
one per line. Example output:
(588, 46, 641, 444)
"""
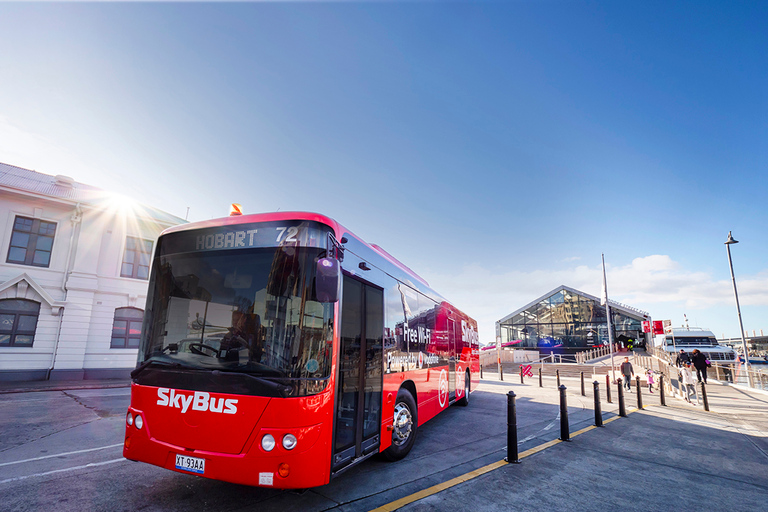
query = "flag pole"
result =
(602, 254, 616, 382)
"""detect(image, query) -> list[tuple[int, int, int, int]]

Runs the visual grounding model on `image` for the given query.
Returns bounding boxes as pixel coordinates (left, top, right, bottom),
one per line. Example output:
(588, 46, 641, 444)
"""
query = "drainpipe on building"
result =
(46, 308, 65, 381)
(61, 203, 82, 293)
(48, 203, 82, 380)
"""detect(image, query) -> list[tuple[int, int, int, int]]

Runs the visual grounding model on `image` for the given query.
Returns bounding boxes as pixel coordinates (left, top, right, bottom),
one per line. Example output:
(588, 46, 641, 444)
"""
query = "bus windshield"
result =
(136, 236, 334, 397)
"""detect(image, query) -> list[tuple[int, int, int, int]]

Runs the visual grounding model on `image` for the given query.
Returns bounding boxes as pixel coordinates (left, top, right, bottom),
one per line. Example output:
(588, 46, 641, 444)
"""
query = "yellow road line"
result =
(370, 408, 642, 512)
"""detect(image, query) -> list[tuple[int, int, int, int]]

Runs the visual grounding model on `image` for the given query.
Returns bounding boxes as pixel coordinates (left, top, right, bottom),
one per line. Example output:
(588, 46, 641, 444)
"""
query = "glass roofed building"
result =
(496, 285, 650, 355)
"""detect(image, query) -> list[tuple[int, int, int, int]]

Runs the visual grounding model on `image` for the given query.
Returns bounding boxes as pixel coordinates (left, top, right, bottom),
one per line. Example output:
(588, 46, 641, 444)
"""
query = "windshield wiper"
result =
(210, 370, 293, 398)
(131, 360, 186, 379)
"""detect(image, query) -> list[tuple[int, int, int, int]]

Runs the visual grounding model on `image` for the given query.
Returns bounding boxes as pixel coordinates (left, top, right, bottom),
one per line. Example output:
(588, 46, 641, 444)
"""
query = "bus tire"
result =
(383, 388, 418, 461)
(457, 371, 470, 407)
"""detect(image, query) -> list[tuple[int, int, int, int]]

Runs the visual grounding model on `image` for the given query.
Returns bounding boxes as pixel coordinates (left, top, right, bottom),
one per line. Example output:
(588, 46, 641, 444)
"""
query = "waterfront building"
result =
(496, 285, 651, 357)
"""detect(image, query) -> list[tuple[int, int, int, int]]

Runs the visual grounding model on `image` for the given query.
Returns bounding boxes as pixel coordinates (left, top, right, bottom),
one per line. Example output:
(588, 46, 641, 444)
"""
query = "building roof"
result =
(497, 284, 650, 325)
(0, 162, 185, 225)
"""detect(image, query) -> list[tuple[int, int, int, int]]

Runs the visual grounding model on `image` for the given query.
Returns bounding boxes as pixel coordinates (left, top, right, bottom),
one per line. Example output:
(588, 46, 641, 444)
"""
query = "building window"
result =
(121, 237, 153, 280)
(6, 216, 57, 267)
(0, 299, 40, 347)
(111, 308, 144, 348)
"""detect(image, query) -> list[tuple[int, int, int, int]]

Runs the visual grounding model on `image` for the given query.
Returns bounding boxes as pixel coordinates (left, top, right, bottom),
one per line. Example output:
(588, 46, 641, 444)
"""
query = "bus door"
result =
(448, 318, 456, 400)
(332, 274, 384, 472)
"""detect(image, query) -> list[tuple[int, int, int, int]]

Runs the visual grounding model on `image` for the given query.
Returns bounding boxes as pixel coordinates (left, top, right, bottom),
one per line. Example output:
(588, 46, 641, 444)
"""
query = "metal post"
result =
(581, 372, 585, 396)
(700, 381, 710, 412)
(725, 232, 752, 386)
(480, 364, 483, 379)
(556, 369, 560, 388)
(539, 368, 542, 387)
(636, 376, 643, 410)
(617, 379, 626, 417)
(505, 391, 519, 463)
(593, 381, 603, 427)
(500, 363, 504, 382)
(558, 385, 570, 441)
(606, 374, 612, 403)
(520, 366, 524, 384)
(659, 374, 666, 406)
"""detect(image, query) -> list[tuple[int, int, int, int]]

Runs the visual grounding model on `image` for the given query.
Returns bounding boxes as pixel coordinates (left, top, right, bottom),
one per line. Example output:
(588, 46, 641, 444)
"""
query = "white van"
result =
(655, 328, 736, 363)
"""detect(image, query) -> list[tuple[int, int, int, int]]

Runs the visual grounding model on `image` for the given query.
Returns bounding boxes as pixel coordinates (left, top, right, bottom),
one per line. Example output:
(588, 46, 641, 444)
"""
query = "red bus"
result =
(123, 212, 479, 488)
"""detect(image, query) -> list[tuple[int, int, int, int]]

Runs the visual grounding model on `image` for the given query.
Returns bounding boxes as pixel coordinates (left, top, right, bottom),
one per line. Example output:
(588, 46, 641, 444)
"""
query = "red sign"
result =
(652, 321, 664, 335)
(641, 321, 651, 333)
(520, 364, 533, 377)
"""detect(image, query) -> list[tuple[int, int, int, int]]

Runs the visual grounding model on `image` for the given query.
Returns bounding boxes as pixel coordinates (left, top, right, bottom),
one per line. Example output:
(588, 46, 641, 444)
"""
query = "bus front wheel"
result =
(383, 388, 418, 461)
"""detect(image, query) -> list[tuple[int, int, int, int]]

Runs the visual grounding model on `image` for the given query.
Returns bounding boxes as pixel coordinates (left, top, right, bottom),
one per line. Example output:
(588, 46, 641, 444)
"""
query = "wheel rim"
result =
(392, 402, 413, 446)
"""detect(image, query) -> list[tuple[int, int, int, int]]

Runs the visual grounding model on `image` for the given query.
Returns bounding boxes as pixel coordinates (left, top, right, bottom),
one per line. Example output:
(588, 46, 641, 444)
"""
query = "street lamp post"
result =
(725, 231, 751, 382)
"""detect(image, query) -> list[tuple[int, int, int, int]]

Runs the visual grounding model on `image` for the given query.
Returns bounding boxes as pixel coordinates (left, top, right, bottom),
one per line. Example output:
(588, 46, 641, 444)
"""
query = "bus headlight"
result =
(134, 414, 144, 430)
(282, 434, 297, 450)
(126, 412, 134, 426)
(261, 434, 276, 452)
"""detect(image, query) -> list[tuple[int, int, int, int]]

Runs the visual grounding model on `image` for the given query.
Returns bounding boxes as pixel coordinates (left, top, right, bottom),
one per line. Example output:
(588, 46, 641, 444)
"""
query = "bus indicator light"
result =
(278, 463, 290, 478)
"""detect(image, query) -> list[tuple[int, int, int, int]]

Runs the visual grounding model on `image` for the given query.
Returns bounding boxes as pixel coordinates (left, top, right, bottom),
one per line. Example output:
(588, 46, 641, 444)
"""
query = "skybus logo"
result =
(156, 388, 238, 414)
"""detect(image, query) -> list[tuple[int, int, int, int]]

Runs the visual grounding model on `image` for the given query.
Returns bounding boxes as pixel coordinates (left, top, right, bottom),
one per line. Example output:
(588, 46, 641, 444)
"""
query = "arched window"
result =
(0, 299, 40, 347)
(111, 307, 144, 349)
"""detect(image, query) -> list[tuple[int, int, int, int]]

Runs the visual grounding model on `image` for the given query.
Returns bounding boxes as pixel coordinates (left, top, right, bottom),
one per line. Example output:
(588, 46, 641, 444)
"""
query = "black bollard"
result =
(480, 364, 483, 379)
(659, 374, 666, 406)
(539, 368, 543, 388)
(636, 376, 643, 410)
(520, 366, 524, 384)
(556, 369, 561, 388)
(500, 364, 504, 382)
(558, 385, 570, 441)
(581, 372, 585, 396)
(506, 391, 519, 463)
(617, 379, 627, 417)
(700, 381, 710, 412)
(606, 374, 612, 403)
(593, 381, 603, 427)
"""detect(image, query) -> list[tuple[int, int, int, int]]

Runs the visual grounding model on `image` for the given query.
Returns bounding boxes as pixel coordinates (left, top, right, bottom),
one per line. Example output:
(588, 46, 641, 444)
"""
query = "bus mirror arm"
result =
(316, 257, 341, 303)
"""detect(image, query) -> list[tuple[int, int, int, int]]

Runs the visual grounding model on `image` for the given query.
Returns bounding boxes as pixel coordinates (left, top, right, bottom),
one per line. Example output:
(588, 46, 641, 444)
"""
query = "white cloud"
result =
(424, 255, 768, 343)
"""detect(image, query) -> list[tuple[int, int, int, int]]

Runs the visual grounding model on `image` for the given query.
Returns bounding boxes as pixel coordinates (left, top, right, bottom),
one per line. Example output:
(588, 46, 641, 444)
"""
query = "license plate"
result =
(175, 454, 205, 474)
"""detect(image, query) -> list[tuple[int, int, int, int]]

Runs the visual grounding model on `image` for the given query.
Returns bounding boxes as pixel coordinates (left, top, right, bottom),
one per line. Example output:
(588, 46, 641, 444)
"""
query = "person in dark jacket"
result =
(690, 349, 709, 383)
(620, 357, 634, 390)
(675, 349, 690, 367)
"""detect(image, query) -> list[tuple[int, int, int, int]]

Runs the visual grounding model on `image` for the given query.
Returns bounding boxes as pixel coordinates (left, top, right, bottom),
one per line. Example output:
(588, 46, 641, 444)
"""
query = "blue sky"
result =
(1, 1, 766, 342)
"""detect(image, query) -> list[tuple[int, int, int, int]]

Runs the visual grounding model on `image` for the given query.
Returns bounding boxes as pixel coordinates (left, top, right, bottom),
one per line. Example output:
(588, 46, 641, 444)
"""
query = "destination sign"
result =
(159, 220, 330, 256)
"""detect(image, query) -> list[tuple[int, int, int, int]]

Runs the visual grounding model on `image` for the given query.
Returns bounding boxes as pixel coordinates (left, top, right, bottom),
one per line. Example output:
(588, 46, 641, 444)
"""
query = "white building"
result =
(0, 162, 185, 381)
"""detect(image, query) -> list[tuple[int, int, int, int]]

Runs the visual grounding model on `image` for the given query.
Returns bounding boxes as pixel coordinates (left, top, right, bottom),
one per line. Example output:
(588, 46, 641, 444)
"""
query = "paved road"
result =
(0, 380, 590, 512)
(2, 375, 766, 512)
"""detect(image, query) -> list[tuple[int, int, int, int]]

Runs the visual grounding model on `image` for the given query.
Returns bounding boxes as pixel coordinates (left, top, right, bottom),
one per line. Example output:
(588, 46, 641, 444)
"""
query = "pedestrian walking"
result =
(680, 363, 697, 404)
(675, 349, 690, 367)
(620, 357, 634, 391)
(646, 369, 654, 393)
(690, 349, 709, 383)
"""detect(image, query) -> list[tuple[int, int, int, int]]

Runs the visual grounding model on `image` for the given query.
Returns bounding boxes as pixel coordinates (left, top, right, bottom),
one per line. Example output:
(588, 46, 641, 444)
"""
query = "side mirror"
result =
(316, 257, 340, 302)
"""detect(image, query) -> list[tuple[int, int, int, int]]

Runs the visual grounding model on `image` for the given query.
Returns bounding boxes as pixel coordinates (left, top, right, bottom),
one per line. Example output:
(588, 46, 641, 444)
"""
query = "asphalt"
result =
(3, 367, 767, 512)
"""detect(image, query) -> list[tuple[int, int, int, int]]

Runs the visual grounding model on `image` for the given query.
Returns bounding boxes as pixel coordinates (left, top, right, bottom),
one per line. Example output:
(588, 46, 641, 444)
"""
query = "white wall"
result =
(0, 187, 182, 379)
